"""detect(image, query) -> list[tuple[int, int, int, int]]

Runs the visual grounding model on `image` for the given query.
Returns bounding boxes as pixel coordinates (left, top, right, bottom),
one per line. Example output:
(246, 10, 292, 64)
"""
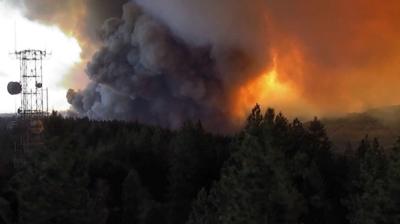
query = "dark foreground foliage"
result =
(0, 106, 400, 224)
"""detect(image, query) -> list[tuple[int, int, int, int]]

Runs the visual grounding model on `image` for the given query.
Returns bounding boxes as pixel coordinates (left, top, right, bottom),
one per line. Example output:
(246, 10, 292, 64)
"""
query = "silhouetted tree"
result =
(345, 137, 390, 224)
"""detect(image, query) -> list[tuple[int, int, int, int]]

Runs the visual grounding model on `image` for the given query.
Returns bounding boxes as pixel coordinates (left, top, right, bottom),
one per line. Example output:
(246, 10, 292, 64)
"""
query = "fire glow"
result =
(232, 56, 298, 120)
(10, 0, 400, 130)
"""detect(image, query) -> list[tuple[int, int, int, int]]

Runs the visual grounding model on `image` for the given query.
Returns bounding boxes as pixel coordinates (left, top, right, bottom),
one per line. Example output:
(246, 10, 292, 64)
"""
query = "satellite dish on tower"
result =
(7, 82, 22, 95)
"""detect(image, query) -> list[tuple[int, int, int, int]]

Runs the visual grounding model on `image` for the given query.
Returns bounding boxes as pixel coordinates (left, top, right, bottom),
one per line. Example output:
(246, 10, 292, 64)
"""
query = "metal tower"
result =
(14, 49, 49, 118)
(7, 49, 49, 167)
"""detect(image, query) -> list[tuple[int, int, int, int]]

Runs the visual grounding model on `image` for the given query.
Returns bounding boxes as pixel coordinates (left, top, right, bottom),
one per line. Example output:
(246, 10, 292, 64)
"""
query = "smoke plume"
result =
(68, 1, 271, 130)
(11, 0, 400, 130)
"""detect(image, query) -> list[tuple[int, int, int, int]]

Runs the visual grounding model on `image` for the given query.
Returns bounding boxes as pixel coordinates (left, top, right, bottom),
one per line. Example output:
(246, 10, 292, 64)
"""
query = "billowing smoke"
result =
(10, 0, 400, 130)
(67, 2, 270, 130)
(8, 0, 127, 43)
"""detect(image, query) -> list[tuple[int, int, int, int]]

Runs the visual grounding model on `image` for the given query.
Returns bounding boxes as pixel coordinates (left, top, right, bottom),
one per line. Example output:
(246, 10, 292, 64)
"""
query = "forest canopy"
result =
(0, 106, 399, 224)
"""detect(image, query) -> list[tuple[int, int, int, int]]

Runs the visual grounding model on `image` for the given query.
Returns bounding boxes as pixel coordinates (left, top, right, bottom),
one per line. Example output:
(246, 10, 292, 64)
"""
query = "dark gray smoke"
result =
(67, 1, 270, 130)
(5, 0, 271, 130)
(67, 4, 250, 130)
(10, 0, 400, 125)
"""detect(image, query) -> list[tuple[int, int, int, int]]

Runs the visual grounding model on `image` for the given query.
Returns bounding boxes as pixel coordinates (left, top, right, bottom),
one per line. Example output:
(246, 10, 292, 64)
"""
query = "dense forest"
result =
(0, 105, 400, 224)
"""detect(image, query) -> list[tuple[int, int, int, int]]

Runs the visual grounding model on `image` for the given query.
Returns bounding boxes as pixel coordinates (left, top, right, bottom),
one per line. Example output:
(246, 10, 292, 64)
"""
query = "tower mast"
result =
(8, 49, 50, 167)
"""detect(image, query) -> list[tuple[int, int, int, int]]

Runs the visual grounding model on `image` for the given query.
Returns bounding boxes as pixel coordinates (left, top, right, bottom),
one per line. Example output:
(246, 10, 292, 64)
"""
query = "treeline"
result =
(0, 105, 399, 224)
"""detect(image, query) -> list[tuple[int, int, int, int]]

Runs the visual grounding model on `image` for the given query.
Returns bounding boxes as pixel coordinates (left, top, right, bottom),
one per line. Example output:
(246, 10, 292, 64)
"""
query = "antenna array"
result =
(8, 49, 50, 167)
(13, 49, 49, 119)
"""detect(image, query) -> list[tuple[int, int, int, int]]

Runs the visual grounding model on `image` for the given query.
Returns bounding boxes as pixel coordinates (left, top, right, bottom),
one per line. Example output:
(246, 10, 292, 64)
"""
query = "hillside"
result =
(324, 105, 400, 150)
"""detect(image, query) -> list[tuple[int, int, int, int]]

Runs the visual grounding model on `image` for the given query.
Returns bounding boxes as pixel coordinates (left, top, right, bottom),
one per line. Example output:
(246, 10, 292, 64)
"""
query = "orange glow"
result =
(232, 55, 298, 120)
(19, 0, 400, 121)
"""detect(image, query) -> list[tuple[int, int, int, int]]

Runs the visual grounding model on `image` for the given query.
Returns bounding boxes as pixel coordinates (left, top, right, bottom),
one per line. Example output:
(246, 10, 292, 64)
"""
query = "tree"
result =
(10, 139, 104, 224)
(386, 138, 400, 223)
(345, 137, 390, 224)
(245, 104, 263, 135)
(122, 169, 152, 224)
(188, 133, 305, 224)
(167, 121, 227, 224)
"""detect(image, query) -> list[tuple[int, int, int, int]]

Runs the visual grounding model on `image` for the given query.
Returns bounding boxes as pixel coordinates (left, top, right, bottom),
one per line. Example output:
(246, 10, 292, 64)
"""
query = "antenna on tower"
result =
(8, 49, 50, 168)
(14, 20, 17, 52)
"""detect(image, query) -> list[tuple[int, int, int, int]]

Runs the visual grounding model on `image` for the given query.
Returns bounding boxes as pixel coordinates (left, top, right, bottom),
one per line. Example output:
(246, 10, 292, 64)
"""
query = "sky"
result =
(0, 3, 81, 113)
(1, 0, 400, 130)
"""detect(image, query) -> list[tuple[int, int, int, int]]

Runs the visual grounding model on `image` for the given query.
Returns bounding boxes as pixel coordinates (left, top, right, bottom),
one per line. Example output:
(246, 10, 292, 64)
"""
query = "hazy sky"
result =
(0, 2, 81, 113)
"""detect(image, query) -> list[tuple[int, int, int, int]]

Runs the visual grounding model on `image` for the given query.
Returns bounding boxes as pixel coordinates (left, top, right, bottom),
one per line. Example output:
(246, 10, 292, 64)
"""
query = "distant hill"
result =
(2, 106, 400, 151)
(323, 105, 400, 150)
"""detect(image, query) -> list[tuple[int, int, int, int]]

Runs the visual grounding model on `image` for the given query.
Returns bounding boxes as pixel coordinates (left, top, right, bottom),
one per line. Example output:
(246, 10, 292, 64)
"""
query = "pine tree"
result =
(345, 137, 390, 224)
(245, 104, 263, 137)
(386, 138, 400, 223)
(188, 133, 305, 224)
(167, 121, 222, 224)
(10, 139, 103, 224)
(122, 169, 151, 224)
